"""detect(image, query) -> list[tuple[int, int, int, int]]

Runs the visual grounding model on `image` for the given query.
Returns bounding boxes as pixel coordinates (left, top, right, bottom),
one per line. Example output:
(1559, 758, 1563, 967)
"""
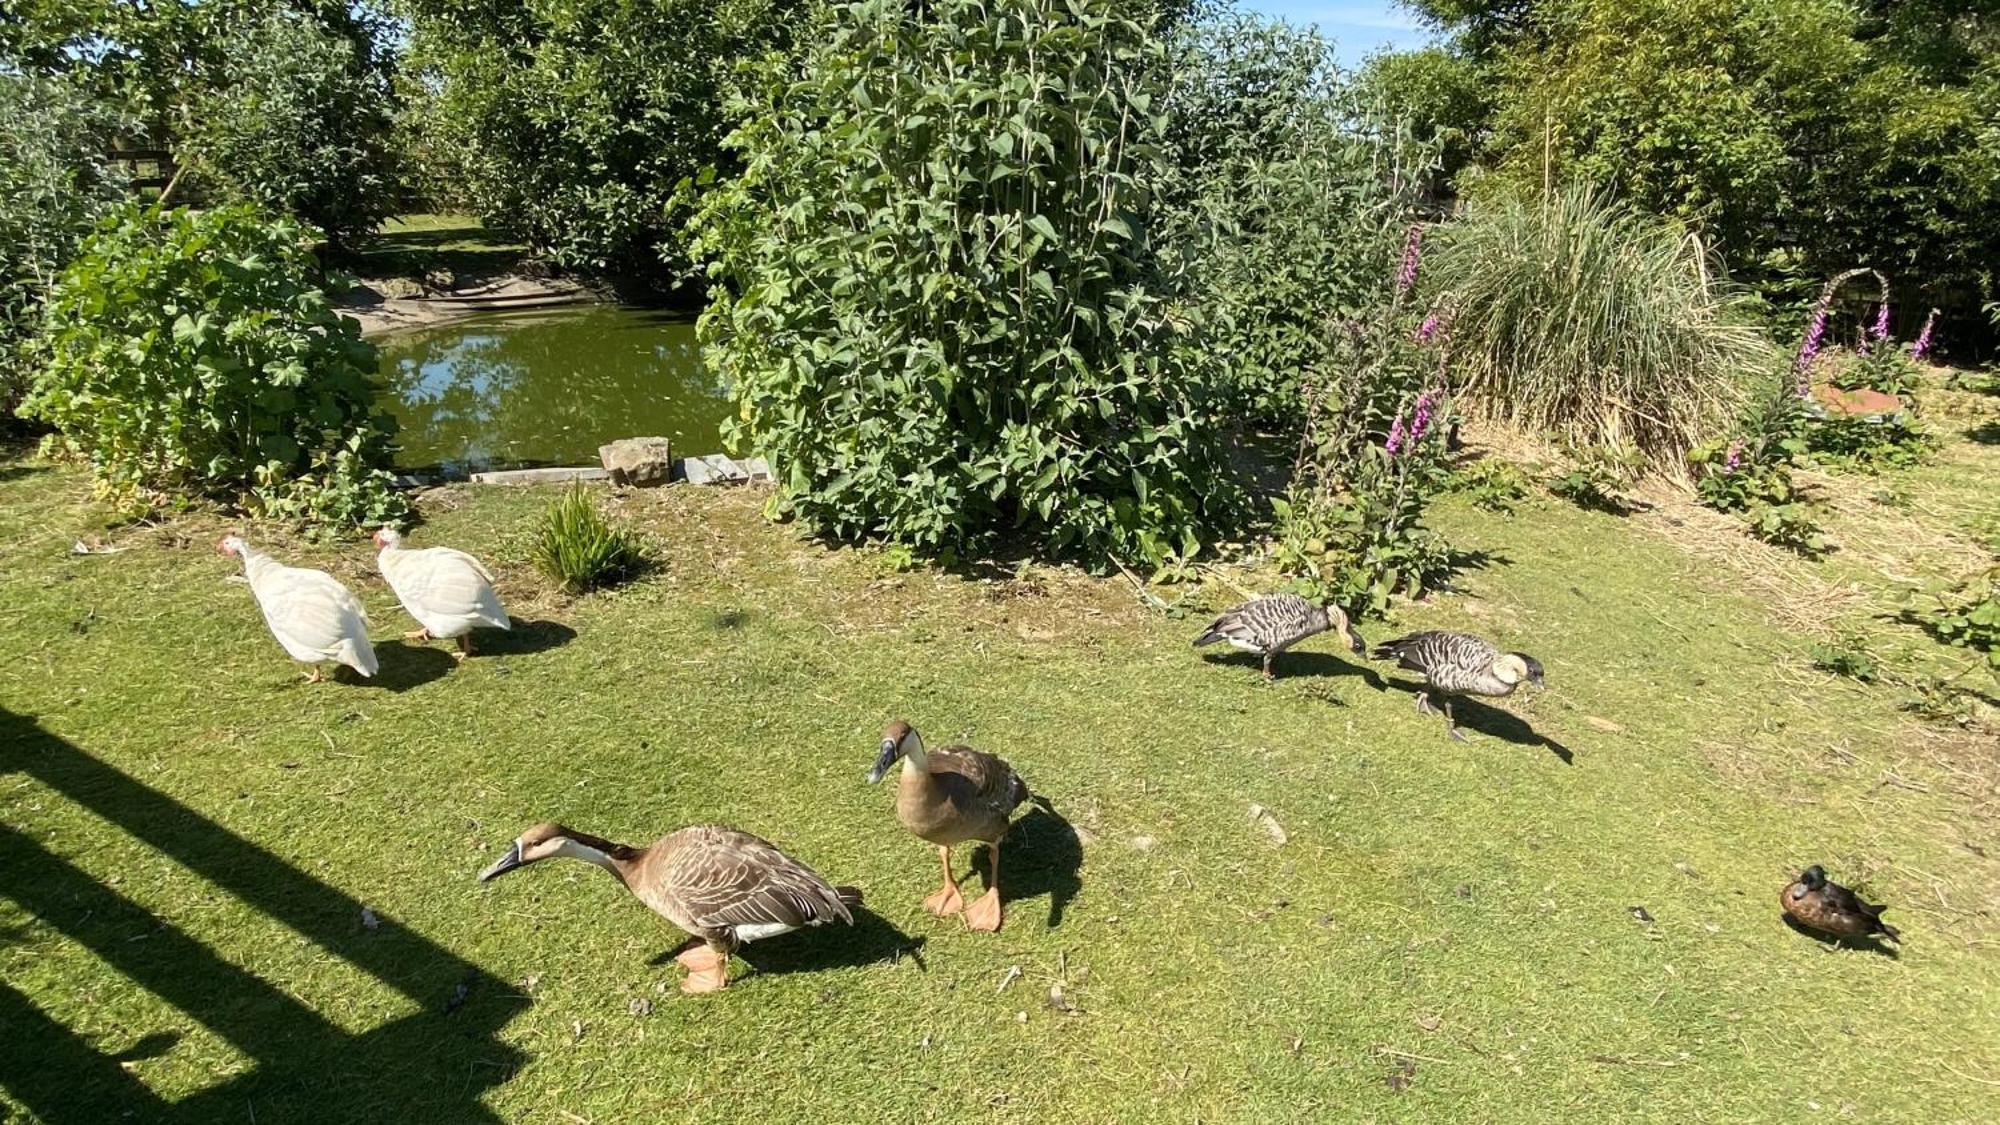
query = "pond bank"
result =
(337, 273, 595, 338)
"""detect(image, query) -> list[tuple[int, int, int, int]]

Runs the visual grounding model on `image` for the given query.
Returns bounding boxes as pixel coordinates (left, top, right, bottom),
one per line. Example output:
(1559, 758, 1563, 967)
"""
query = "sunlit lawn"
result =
(1, 420, 1996, 1121)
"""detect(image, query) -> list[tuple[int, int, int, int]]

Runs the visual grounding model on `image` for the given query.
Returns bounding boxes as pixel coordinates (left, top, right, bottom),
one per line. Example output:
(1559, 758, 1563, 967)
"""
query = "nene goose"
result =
(867, 720, 1029, 933)
(218, 535, 376, 682)
(1191, 593, 1366, 679)
(373, 527, 510, 659)
(479, 822, 859, 993)
(1372, 630, 1543, 741)
(1781, 865, 1901, 944)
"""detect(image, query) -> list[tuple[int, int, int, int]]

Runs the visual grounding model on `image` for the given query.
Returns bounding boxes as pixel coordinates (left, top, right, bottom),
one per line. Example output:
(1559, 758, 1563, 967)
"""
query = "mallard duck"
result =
(218, 535, 376, 682)
(479, 822, 860, 993)
(1372, 630, 1543, 741)
(373, 527, 510, 659)
(867, 720, 1029, 933)
(1192, 593, 1365, 679)
(1781, 865, 1901, 944)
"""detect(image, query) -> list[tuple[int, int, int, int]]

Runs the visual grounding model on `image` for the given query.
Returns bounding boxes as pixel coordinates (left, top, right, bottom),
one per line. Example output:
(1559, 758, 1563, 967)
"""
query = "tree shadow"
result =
(686, 907, 926, 982)
(0, 462, 48, 482)
(1201, 649, 1387, 689)
(0, 709, 528, 1121)
(478, 619, 578, 658)
(972, 801, 1084, 930)
(368, 640, 458, 692)
(1780, 914, 1900, 958)
(1376, 679, 1576, 764)
(1967, 420, 2000, 445)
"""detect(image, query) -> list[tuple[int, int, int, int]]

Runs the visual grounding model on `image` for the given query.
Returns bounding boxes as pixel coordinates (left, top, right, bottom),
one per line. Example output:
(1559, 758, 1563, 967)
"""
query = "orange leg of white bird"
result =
(404, 628, 431, 642)
(922, 845, 964, 917)
(455, 634, 473, 662)
(963, 843, 1003, 933)
(675, 942, 730, 994)
(302, 666, 325, 684)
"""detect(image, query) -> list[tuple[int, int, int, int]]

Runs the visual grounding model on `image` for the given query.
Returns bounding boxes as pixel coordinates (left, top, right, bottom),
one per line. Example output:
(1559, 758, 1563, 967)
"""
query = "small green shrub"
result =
(1901, 673, 1978, 727)
(1745, 500, 1831, 557)
(22, 203, 404, 528)
(1902, 566, 2000, 669)
(1426, 185, 1772, 464)
(532, 485, 647, 593)
(1445, 457, 1534, 513)
(1831, 347, 1919, 397)
(1809, 632, 1880, 683)
(1547, 440, 1643, 514)
(1802, 411, 1932, 472)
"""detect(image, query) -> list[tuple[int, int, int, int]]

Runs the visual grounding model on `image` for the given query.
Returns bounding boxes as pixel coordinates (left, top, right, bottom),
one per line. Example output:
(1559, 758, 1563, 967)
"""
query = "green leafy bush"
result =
(21, 203, 404, 527)
(1547, 440, 1643, 514)
(1426, 185, 1772, 463)
(0, 74, 131, 409)
(1903, 566, 2000, 670)
(1745, 500, 1830, 557)
(532, 484, 646, 593)
(177, 10, 396, 249)
(1802, 410, 1932, 472)
(1161, 12, 1434, 421)
(694, 0, 1238, 568)
(1809, 632, 1880, 683)
(1445, 457, 1533, 513)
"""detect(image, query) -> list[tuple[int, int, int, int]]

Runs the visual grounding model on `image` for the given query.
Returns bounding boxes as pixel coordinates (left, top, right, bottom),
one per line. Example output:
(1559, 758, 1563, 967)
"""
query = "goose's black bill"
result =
(478, 841, 524, 882)
(866, 738, 900, 785)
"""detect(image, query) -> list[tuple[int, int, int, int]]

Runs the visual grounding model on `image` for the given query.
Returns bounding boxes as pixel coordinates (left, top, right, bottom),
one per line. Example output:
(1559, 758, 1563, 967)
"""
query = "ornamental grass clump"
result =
(532, 485, 646, 593)
(1426, 185, 1771, 465)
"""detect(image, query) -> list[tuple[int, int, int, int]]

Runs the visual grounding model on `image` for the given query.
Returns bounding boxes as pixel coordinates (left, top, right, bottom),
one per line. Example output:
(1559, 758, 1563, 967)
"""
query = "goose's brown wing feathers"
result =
(931, 746, 1028, 815)
(659, 826, 853, 933)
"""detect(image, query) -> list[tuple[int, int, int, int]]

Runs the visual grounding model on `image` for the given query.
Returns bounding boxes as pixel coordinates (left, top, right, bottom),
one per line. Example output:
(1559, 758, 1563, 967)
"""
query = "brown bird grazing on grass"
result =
(868, 721, 1029, 933)
(1192, 593, 1366, 679)
(478, 822, 859, 993)
(1372, 630, 1543, 741)
(1781, 865, 1901, 945)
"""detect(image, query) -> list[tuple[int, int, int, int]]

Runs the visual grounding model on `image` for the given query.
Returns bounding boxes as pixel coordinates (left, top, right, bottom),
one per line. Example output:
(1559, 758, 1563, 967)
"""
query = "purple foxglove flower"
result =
(1416, 313, 1442, 344)
(1870, 302, 1891, 341)
(1908, 308, 1938, 361)
(1395, 226, 1423, 296)
(1792, 305, 1828, 396)
(1723, 439, 1743, 473)
(1385, 412, 1407, 456)
(1408, 389, 1441, 444)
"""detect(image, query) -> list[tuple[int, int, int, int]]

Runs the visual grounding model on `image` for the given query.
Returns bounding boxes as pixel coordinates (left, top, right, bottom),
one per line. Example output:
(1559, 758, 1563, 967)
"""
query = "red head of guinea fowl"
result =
(1781, 865, 1901, 945)
(479, 820, 859, 993)
(867, 720, 1030, 934)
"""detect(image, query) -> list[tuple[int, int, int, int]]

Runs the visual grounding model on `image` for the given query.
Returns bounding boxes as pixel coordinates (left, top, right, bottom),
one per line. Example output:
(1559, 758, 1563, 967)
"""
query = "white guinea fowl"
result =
(218, 535, 377, 682)
(372, 527, 510, 660)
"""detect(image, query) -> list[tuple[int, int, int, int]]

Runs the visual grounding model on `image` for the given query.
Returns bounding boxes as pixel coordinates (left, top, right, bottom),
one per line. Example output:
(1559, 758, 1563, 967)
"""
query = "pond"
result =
(374, 306, 731, 475)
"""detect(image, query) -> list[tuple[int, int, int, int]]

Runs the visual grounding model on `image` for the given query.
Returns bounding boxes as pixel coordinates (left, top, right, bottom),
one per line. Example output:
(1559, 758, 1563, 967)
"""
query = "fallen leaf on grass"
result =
(1247, 804, 1288, 845)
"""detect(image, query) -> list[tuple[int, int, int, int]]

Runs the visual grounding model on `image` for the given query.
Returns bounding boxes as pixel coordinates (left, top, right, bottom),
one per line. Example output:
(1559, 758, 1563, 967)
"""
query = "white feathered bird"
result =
(372, 527, 510, 660)
(218, 535, 377, 682)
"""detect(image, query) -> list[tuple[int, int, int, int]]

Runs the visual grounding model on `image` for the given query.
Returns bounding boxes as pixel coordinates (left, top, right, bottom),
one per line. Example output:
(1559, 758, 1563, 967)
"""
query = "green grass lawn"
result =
(2, 425, 1996, 1121)
(344, 214, 525, 284)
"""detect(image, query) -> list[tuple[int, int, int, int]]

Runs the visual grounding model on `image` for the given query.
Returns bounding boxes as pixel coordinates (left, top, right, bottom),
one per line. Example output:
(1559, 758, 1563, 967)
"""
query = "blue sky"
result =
(1245, 2, 1434, 67)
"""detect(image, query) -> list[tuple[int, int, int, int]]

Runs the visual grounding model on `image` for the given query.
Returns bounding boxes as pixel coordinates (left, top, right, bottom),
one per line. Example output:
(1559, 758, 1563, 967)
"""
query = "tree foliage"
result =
(695, 0, 1239, 567)
(22, 204, 404, 527)
(1162, 11, 1437, 422)
(0, 74, 132, 408)
(397, 0, 817, 279)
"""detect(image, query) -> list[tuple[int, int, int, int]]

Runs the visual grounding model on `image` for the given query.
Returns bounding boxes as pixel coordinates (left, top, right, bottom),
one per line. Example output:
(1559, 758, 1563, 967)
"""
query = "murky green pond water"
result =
(374, 306, 730, 474)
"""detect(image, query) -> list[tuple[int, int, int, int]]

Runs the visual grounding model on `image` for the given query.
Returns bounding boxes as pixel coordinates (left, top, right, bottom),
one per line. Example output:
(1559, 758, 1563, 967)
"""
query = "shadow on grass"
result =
(1780, 914, 1900, 958)
(0, 709, 527, 1121)
(975, 801, 1084, 930)
(479, 619, 578, 658)
(369, 640, 458, 691)
(1200, 649, 1387, 689)
(724, 906, 926, 982)
(1376, 680, 1576, 764)
(1967, 420, 2000, 445)
(0, 462, 48, 482)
